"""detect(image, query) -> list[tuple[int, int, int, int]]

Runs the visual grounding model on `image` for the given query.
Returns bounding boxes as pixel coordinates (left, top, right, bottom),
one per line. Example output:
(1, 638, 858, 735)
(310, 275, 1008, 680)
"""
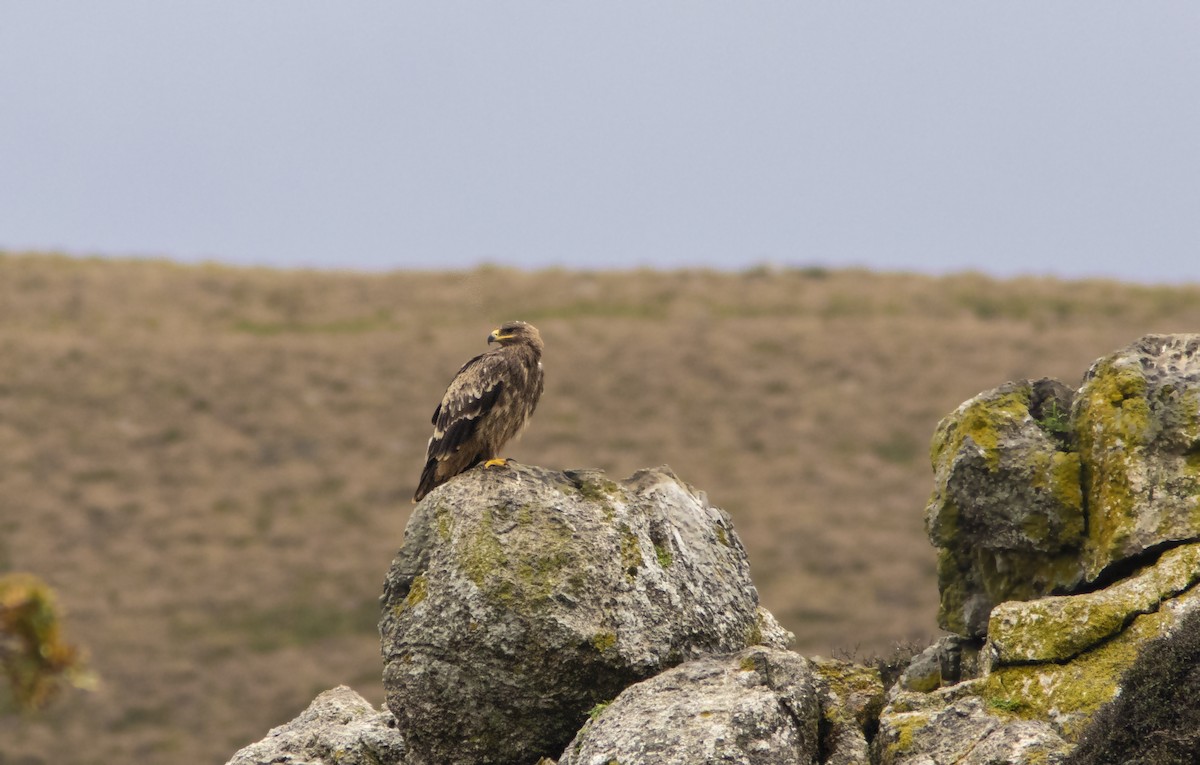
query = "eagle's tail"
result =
(413, 458, 439, 503)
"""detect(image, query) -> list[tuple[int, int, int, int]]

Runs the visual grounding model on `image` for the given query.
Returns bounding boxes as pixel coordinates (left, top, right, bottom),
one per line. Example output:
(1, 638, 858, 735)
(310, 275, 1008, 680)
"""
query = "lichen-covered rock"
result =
(988, 542, 1200, 664)
(981, 569, 1200, 738)
(1074, 334, 1200, 581)
(1065, 606, 1200, 765)
(876, 684, 1072, 765)
(926, 378, 1085, 636)
(224, 686, 405, 765)
(894, 636, 982, 693)
(810, 657, 885, 765)
(380, 464, 788, 765)
(557, 647, 822, 765)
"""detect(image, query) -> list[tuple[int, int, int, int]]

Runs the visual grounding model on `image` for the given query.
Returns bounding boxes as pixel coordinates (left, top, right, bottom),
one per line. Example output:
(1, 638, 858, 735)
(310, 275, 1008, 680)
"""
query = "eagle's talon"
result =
(482, 458, 509, 469)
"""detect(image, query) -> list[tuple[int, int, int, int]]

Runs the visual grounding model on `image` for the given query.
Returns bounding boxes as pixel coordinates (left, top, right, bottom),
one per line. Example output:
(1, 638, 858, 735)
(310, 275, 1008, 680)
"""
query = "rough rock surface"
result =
(555, 648, 882, 765)
(1074, 334, 1200, 580)
(809, 657, 885, 765)
(876, 684, 1071, 765)
(557, 647, 822, 765)
(980, 574, 1200, 738)
(926, 378, 1085, 636)
(880, 335, 1200, 762)
(380, 463, 789, 765)
(987, 542, 1200, 664)
(225, 686, 405, 765)
(225, 334, 1200, 765)
(1065, 606, 1200, 765)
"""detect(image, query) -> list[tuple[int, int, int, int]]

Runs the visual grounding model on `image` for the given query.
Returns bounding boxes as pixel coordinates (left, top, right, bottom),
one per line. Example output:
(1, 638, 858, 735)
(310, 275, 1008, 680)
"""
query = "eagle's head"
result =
(488, 321, 542, 349)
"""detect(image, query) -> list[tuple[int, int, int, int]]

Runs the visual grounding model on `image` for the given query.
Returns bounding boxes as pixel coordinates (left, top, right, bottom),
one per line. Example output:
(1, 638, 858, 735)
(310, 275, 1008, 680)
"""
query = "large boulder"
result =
(926, 378, 1085, 636)
(380, 463, 790, 765)
(557, 647, 883, 765)
(224, 686, 405, 765)
(889, 334, 1200, 762)
(927, 334, 1200, 638)
(1074, 334, 1200, 580)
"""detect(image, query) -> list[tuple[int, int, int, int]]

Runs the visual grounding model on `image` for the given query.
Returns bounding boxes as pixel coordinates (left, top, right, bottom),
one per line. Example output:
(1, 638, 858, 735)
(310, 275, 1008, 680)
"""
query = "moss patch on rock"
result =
(982, 582, 1200, 739)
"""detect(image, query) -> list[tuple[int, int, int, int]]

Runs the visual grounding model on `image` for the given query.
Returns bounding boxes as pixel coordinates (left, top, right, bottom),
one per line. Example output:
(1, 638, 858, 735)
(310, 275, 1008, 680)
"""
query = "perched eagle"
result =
(413, 321, 545, 502)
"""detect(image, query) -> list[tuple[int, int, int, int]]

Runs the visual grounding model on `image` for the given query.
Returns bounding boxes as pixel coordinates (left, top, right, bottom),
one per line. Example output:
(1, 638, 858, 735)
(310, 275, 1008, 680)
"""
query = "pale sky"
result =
(2, 3, 1198, 283)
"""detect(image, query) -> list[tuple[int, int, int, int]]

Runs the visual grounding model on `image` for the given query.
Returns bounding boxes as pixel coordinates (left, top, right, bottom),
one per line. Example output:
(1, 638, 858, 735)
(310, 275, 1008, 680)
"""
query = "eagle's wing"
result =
(426, 351, 510, 461)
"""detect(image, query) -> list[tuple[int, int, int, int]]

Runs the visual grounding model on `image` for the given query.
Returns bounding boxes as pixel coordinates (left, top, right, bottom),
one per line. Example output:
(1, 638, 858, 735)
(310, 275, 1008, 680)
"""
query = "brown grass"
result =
(1, 253, 1198, 763)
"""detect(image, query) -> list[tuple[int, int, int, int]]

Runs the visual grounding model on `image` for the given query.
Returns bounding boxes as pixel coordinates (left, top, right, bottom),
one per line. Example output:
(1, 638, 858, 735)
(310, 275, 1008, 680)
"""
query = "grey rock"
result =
(380, 464, 787, 765)
(225, 686, 405, 765)
(925, 379, 1086, 637)
(876, 685, 1071, 765)
(1074, 334, 1200, 580)
(809, 657, 885, 765)
(557, 647, 822, 765)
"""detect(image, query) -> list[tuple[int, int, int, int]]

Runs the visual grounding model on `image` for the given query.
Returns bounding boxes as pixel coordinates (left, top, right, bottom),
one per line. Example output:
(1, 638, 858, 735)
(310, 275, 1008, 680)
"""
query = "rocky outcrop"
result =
(225, 686, 405, 765)
(228, 334, 1200, 765)
(379, 464, 791, 765)
(884, 333, 1200, 763)
(926, 378, 1084, 637)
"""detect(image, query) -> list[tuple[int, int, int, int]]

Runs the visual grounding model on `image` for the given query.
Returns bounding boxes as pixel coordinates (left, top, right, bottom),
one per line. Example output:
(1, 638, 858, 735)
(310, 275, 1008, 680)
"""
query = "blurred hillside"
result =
(1, 253, 1198, 764)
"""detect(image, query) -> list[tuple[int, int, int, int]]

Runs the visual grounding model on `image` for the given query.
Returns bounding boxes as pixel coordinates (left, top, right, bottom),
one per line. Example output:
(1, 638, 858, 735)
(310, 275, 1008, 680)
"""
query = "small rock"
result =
(876, 684, 1071, 765)
(224, 686, 405, 765)
(557, 647, 822, 765)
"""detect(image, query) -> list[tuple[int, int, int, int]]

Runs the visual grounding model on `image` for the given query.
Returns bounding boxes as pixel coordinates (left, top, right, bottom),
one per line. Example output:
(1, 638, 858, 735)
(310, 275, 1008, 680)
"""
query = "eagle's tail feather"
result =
(413, 458, 440, 503)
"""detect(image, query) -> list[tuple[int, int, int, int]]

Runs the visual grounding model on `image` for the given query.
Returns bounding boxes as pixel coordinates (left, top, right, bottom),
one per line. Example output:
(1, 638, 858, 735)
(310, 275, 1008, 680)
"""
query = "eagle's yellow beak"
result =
(487, 329, 501, 345)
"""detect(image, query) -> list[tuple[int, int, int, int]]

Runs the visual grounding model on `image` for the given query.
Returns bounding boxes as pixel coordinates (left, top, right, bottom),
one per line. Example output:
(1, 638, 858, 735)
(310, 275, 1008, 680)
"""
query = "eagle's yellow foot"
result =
(482, 458, 509, 468)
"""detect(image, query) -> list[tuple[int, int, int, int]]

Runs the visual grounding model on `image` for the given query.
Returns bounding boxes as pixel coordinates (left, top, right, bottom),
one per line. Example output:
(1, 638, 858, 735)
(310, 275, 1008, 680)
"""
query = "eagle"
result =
(413, 321, 545, 502)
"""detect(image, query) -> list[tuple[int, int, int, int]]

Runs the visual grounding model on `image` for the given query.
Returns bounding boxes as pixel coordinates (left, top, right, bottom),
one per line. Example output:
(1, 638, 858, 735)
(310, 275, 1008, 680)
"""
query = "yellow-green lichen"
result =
(592, 631, 617, 653)
(400, 574, 428, 611)
(811, 657, 885, 730)
(576, 477, 620, 503)
(455, 500, 580, 610)
(981, 588, 1200, 739)
(738, 655, 759, 672)
(744, 619, 763, 646)
(654, 543, 673, 568)
(459, 508, 508, 590)
(881, 711, 928, 756)
(1075, 358, 1154, 575)
(989, 543, 1200, 664)
(934, 389, 1032, 471)
(432, 502, 453, 542)
(586, 700, 612, 720)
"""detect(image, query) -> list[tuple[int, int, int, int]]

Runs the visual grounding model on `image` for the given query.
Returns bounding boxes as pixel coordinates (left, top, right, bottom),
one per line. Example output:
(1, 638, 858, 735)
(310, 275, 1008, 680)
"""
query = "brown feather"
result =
(414, 322, 544, 502)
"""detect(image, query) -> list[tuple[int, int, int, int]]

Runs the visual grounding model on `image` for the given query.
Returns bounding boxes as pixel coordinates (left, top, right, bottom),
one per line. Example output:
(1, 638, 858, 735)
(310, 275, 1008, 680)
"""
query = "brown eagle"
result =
(413, 321, 545, 502)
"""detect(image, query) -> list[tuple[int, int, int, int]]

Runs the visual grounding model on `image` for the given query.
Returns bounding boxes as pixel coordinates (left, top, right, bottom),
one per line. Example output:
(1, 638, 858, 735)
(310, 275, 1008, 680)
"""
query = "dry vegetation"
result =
(1, 252, 1198, 763)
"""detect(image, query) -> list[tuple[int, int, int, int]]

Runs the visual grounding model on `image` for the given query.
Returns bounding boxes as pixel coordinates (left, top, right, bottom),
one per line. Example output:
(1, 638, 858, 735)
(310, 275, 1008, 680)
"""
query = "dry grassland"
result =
(1, 253, 1198, 763)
